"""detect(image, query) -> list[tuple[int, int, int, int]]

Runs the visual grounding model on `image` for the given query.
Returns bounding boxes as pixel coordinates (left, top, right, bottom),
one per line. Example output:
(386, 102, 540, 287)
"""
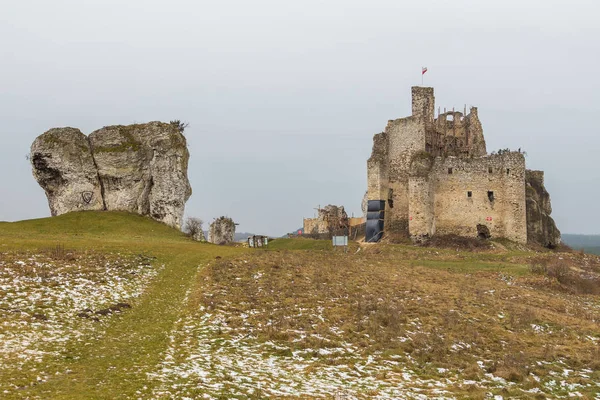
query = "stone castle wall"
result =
(367, 86, 558, 246)
(303, 205, 349, 235)
(368, 88, 432, 236)
(408, 153, 527, 243)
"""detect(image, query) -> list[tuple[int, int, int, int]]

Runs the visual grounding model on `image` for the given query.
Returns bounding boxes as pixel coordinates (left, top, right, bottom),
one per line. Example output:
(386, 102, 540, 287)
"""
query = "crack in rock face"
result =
(30, 122, 192, 230)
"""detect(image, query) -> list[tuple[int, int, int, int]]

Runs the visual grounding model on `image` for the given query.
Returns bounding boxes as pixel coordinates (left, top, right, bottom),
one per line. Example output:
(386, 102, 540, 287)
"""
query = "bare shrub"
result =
(507, 306, 538, 330)
(46, 244, 76, 261)
(547, 262, 570, 282)
(184, 217, 204, 241)
(169, 120, 189, 133)
(493, 353, 530, 382)
(529, 262, 547, 275)
(421, 234, 492, 251)
(533, 258, 600, 295)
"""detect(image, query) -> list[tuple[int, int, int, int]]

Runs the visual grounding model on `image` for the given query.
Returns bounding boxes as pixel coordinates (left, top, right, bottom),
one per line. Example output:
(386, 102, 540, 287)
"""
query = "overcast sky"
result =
(1, 0, 598, 236)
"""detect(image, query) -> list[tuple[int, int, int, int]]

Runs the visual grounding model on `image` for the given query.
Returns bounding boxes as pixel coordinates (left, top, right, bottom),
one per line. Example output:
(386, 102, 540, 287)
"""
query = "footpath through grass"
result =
(1, 213, 599, 398)
(0, 212, 243, 399)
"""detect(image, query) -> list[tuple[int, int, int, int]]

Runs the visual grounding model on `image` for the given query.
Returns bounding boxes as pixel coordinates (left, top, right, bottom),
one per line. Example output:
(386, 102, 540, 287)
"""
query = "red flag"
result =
(422, 67, 428, 75)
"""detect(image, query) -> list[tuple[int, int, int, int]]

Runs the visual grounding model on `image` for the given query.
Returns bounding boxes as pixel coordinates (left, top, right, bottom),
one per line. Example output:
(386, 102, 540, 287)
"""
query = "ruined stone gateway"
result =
(303, 205, 350, 235)
(30, 122, 192, 230)
(367, 87, 560, 247)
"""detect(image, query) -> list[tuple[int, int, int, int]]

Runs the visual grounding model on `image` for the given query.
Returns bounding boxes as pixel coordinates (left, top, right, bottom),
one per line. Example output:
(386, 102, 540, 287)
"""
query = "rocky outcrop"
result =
(31, 122, 192, 229)
(208, 217, 236, 245)
(31, 128, 104, 216)
(526, 170, 561, 248)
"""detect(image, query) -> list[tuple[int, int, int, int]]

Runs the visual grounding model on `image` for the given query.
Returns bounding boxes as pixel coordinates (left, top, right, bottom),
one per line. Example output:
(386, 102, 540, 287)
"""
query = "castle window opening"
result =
(448, 167, 453, 174)
(388, 188, 394, 209)
(467, 191, 472, 198)
(506, 168, 510, 175)
(487, 191, 495, 202)
(488, 167, 493, 174)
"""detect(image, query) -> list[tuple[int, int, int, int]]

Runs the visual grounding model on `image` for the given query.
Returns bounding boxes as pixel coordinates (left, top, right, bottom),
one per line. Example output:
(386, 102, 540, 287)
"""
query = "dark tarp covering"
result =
(367, 200, 386, 212)
(366, 211, 385, 220)
(366, 219, 384, 242)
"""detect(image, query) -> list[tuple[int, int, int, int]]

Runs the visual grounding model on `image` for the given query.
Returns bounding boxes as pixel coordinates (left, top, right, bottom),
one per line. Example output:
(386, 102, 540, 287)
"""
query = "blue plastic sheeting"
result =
(367, 200, 386, 212)
(366, 211, 384, 220)
(366, 219, 384, 242)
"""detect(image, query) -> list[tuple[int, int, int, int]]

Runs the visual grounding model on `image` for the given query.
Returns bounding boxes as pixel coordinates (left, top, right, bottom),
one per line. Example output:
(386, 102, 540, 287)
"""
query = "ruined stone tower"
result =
(367, 87, 560, 247)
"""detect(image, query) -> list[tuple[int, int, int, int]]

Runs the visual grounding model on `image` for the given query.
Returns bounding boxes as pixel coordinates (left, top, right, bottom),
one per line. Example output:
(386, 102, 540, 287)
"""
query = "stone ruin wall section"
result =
(366, 86, 557, 245)
(367, 132, 388, 201)
(367, 114, 428, 235)
(367, 87, 435, 236)
(408, 173, 435, 239)
(385, 116, 426, 233)
(427, 108, 487, 157)
(423, 153, 527, 243)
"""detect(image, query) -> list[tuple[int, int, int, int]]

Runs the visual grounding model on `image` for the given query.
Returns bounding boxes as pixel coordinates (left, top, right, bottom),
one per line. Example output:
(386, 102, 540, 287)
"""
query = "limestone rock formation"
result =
(526, 170, 561, 248)
(31, 122, 192, 229)
(208, 217, 236, 245)
(30, 128, 104, 216)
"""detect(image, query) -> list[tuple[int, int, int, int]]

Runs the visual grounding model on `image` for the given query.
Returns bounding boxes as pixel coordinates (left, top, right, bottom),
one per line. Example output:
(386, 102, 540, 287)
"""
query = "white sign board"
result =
(332, 236, 348, 247)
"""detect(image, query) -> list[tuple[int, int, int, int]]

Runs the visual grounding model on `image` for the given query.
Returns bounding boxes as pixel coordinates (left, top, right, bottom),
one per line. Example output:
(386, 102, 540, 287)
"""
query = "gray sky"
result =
(1, 0, 599, 236)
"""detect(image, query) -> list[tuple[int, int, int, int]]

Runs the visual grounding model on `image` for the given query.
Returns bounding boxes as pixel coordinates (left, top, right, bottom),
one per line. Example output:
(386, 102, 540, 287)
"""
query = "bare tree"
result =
(184, 217, 205, 241)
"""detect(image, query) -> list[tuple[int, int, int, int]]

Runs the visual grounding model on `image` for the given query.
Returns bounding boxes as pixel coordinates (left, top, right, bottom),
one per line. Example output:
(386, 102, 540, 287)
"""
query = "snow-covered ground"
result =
(147, 253, 600, 399)
(150, 308, 454, 399)
(0, 251, 160, 394)
(149, 305, 600, 399)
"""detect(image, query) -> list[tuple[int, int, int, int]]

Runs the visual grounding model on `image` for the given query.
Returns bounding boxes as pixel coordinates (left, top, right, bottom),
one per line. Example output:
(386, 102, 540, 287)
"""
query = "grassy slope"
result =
(0, 211, 244, 399)
(267, 238, 333, 251)
(1, 214, 599, 398)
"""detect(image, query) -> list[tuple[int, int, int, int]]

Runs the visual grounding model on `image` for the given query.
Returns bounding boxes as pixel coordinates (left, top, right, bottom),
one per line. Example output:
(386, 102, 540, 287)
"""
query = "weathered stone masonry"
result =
(367, 87, 560, 246)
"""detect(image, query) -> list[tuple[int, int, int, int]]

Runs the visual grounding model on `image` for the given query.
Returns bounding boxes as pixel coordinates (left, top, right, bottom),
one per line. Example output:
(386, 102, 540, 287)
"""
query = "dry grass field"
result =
(0, 213, 599, 399)
(153, 241, 600, 399)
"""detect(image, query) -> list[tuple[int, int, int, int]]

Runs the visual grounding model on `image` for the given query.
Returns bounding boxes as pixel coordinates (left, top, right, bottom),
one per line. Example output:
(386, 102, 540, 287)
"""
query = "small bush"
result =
(421, 234, 492, 251)
(494, 353, 530, 382)
(547, 262, 570, 282)
(531, 258, 600, 295)
(184, 217, 204, 241)
(46, 244, 76, 261)
(170, 120, 189, 134)
(529, 263, 547, 275)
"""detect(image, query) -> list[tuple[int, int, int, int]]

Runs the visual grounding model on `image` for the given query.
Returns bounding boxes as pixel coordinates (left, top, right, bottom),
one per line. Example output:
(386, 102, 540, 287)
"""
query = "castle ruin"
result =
(367, 87, 560, 247)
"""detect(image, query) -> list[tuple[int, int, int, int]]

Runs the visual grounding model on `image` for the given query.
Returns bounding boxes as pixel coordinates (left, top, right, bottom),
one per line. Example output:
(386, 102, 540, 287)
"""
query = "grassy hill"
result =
(0, 212, 243, 399)
(1, 212, 599, 399)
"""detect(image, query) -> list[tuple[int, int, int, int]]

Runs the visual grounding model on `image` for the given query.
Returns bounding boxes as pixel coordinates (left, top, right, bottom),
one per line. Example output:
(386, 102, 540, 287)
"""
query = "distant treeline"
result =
(561, 234, 600, 255)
